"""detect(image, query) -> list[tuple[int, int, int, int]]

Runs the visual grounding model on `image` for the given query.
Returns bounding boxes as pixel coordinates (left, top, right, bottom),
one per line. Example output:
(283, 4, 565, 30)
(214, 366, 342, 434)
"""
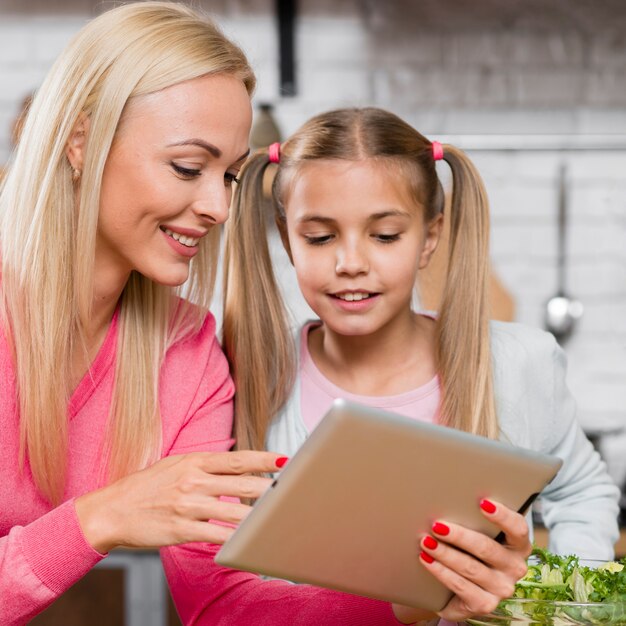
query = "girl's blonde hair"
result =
(223, 107, 497, 452)
(0, 1, 255, 505)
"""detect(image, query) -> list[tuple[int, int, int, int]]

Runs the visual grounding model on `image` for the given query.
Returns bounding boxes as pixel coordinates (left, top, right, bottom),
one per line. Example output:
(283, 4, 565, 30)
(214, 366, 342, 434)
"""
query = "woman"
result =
(0, 3, 530, 624)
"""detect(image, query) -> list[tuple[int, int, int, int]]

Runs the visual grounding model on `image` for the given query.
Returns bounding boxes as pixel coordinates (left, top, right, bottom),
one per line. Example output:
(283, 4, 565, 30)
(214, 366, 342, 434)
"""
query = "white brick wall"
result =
(1, 0, 626, 483)
(474, 152, 626, 416)
(0, 14, 88, 157)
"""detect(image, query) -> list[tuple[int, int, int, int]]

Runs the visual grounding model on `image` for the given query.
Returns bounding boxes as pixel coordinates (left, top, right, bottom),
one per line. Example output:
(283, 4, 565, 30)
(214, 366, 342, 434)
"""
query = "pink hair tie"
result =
(431, 141, 444, 161)
(268, 142, 281, 164)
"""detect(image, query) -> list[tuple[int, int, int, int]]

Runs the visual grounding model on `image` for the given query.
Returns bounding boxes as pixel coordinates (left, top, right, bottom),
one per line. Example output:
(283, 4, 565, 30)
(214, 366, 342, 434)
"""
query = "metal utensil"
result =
(544, 163, 583, 343)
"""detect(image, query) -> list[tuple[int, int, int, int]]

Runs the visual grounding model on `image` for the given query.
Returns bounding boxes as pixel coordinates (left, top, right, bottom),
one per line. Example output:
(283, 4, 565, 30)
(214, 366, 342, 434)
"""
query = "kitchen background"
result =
(1, 0, 625, 624)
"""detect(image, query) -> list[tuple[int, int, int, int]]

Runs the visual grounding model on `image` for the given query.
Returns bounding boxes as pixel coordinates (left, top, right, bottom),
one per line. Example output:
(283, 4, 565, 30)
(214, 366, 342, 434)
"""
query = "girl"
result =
(223, 107, 620, 563)
(0, 4, 528, 625)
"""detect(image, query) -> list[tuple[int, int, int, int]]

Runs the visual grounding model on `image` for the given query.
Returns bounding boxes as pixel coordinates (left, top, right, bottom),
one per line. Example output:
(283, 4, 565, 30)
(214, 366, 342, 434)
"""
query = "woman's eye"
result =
(171, 162, 201, 178)
(304, 234, 334, 246)
(224, 172, 240, 186)
(375, 233, 401, 243)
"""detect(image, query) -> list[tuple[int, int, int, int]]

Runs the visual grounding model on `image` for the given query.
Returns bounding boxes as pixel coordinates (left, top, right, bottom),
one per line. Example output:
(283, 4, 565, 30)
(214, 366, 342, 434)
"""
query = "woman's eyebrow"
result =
(168, 138, 222, 157)
(166, 140, 250, 163)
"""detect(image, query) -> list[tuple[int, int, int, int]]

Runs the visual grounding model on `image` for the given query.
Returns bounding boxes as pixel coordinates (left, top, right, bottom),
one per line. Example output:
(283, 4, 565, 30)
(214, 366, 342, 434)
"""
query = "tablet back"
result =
(216, 399, 562, 611)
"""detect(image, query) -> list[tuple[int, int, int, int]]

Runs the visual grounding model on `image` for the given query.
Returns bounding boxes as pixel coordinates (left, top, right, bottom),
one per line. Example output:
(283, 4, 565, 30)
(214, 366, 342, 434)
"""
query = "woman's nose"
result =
(191, 181, 231, 225)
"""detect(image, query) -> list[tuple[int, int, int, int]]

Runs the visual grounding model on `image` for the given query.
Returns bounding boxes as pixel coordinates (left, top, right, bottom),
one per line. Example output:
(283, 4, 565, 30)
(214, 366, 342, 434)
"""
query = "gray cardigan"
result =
(266, 320, 620, 559)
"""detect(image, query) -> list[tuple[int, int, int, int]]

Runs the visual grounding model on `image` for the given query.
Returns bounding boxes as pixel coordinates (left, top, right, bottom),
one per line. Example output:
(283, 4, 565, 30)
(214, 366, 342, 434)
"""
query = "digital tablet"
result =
(216, 399, 562, 611)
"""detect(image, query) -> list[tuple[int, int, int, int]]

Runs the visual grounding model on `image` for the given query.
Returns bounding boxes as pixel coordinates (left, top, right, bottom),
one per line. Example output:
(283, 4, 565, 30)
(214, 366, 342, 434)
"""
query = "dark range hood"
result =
(277, 0, 297, 96)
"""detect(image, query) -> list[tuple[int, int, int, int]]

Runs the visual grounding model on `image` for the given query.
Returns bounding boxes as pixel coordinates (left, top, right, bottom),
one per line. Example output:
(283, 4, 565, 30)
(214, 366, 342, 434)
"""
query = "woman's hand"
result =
(75, 451, 285, 554)
(392, 498, 531, 624)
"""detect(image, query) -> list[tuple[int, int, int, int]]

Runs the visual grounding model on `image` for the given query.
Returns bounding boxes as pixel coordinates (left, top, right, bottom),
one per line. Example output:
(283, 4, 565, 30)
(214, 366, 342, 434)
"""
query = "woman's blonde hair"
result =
(0, 1, 255, 505)
(223, 107, 497, 452)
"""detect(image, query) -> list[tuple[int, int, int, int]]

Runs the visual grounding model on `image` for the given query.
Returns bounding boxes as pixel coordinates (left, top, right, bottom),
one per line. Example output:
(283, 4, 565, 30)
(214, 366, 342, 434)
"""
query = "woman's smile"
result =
(159, 225, 208, 257)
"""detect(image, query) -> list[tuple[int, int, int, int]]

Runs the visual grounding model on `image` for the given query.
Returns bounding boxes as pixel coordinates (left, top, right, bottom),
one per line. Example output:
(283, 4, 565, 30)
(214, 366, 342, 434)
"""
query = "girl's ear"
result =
(65, 112, 90, 171)
(275, 216, 294, 264)
(418, 213, 444, 269)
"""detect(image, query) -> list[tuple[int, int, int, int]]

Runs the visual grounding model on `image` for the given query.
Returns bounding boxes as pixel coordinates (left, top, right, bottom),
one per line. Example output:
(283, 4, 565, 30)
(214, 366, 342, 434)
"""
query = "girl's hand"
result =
(75, 451, 285, 554)
(392, 499, 531, 624)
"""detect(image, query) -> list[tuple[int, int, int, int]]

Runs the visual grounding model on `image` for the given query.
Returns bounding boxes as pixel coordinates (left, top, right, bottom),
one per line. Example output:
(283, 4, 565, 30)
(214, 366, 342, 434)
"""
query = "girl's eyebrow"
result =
(297, 215, 335, 225)
(167, 138, 250, 162)
(369, 209, 412, 220)
(297, 209, 411, 224)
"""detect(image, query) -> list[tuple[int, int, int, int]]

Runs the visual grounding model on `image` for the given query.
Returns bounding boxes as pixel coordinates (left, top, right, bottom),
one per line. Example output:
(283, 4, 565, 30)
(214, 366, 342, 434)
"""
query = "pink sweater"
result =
(0, 309, 404, 625)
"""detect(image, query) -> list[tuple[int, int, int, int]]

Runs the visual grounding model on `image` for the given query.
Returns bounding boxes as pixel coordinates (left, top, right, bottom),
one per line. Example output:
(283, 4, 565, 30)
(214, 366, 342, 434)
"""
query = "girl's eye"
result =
(171, 162, 201, 178)
(224, 172, 240, 186)
(375, 233, 401, 243)
(304, 234, 334, 246)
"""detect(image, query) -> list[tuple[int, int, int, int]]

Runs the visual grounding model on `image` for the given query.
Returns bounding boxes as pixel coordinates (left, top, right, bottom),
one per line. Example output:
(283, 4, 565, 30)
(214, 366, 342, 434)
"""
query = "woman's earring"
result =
(72, 167, 82, 182)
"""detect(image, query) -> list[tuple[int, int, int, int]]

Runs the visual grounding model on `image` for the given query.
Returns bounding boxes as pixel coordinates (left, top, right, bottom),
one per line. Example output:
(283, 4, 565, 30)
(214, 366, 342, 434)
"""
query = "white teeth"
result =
(163, 228, 199, 247)
(337, 293, 370, 302)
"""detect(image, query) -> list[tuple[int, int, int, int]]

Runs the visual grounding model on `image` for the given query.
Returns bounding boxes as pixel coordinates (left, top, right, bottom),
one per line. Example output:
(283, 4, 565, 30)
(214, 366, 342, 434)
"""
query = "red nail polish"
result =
(423, 536, 438, 550)
(420, 551, 435, 564)
(275, 456, 289, 468)
(432, 522, 450, 536)
(480, 499, 497, 514)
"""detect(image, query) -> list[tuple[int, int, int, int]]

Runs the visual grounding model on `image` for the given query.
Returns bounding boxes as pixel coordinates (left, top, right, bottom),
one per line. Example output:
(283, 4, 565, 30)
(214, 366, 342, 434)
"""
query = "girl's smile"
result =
(329, 291, 381, 312)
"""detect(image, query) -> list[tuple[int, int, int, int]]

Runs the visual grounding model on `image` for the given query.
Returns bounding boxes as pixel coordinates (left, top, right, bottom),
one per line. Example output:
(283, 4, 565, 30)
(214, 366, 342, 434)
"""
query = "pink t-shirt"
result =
(0, 307, 406, 626)
(299, 322, 454, 626)
(300, 322, 441, 431)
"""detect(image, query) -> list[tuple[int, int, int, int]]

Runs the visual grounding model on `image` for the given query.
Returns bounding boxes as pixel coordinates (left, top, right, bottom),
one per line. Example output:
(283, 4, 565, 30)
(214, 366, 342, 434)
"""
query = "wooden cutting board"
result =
(419, 207, 515, 322)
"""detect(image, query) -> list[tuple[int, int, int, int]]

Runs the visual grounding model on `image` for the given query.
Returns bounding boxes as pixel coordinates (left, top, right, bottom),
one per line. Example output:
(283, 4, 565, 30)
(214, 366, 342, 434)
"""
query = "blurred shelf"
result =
(435, 134, 626, 152)
(32, 551, 182, 626)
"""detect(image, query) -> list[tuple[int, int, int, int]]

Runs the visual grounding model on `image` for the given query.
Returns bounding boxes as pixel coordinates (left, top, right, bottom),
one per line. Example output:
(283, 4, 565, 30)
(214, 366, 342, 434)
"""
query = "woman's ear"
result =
(275, 216, 294, 265)
(418, 213, 444, 269)
(65, 112, 90, 172)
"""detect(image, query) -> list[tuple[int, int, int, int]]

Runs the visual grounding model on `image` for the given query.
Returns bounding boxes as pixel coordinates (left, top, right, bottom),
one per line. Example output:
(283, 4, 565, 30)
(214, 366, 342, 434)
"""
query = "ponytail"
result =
(222, 151, 295, 451)
(435, 144, 498, 438)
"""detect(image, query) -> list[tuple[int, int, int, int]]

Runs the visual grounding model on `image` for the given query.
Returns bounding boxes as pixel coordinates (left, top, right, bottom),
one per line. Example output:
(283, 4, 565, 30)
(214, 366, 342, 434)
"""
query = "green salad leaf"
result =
(510, 547, 626, 604)
(482, 548, 626, 625)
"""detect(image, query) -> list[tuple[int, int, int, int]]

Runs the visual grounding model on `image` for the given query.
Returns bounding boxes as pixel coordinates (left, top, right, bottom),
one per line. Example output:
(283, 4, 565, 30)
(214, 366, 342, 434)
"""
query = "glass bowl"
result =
(466, 559, 626, 626)
(466, 598, 626, 626)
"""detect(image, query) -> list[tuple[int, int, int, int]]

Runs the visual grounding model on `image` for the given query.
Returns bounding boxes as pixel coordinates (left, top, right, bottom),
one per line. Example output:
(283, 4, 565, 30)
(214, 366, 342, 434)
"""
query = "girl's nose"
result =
(335, 243, 369, 276)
